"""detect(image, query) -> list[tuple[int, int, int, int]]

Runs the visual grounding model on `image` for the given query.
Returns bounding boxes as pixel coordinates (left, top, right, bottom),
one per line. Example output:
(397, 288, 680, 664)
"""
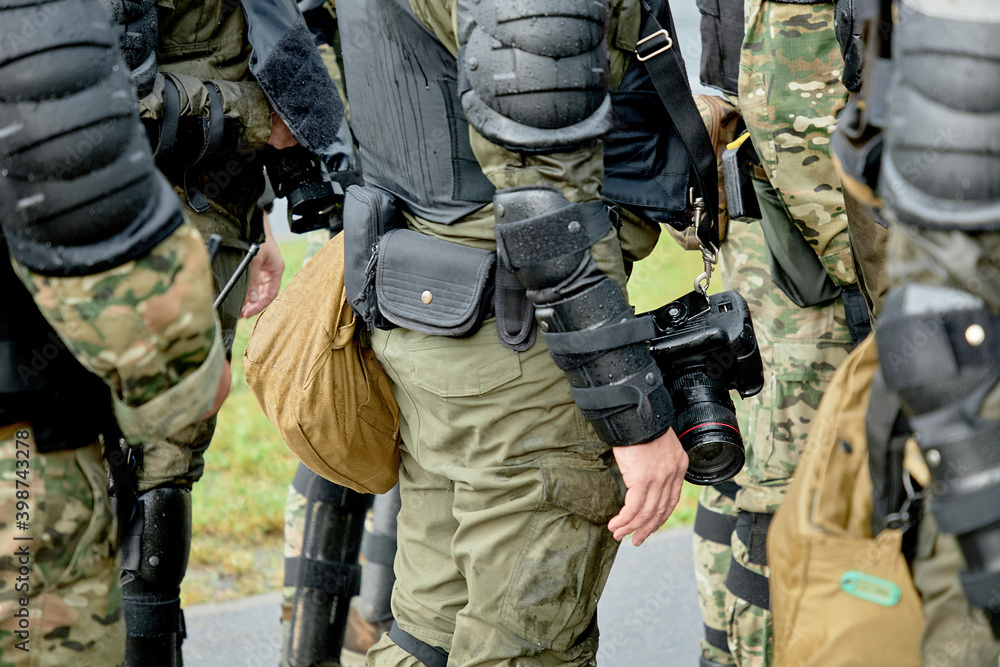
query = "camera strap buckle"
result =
(691, 192, 718, 294)
(883, 469, 926, 533)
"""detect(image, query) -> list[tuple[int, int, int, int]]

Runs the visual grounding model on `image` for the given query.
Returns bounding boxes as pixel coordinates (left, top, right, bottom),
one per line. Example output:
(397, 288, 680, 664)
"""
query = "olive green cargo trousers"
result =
(367, 321, 625, 666)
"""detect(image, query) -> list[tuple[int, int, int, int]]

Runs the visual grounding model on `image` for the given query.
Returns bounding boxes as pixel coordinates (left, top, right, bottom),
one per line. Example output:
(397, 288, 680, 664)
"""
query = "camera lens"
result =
(668, 371, 746, 485)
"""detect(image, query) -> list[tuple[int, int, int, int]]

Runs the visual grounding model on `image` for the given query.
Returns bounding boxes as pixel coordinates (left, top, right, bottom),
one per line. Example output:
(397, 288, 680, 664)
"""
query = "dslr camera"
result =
(646, 289, 763, 485)
(264, 145, 363, 234)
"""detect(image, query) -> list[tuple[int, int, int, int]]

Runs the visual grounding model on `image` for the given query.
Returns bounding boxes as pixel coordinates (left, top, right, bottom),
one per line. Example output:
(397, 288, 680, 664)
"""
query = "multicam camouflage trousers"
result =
(0, 424, 124, 667)
(135, 237, 250, 493)
(695, 201, 854, 666)
(693, 1, 858, 664)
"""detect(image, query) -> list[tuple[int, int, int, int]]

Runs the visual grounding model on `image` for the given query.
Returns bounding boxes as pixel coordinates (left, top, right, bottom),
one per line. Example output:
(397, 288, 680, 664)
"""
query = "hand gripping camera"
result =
(645, 289, 764, 485)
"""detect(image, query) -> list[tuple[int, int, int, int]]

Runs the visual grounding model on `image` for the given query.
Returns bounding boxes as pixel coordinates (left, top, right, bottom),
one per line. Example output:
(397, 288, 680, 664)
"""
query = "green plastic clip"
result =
(840, 571, 902, 607)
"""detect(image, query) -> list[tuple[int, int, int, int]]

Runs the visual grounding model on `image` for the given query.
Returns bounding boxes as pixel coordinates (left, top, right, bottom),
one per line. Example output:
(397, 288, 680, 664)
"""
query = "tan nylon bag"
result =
(769, 336, 924, 666)
(244, 232, 401, 494)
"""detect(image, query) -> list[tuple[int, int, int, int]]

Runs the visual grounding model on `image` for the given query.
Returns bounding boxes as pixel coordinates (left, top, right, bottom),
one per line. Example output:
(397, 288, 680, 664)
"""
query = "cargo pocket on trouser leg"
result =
(498, 456, 624, 653)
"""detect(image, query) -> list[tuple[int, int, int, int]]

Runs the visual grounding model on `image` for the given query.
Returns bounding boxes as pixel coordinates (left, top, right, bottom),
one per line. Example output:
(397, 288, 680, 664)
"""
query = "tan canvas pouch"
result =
(244, 232, 401, 494)
(769, 336, 924, 666)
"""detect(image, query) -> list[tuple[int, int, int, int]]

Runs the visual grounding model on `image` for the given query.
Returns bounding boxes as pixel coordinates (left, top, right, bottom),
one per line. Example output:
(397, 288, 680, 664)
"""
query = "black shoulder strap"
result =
(637, 0, 720, 249)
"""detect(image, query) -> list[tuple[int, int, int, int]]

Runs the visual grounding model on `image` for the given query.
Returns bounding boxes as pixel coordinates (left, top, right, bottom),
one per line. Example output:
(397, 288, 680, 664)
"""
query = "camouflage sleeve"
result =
(139, 72, 273, 152)
(12, 222, 225, 442)
(739, 0, 857, 286)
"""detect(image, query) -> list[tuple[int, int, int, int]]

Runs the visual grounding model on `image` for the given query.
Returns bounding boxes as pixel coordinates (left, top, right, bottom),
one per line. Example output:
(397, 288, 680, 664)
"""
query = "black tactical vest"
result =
(338, 0, 496, 224)
(697, 0, 745, 95)
(340, 0, 698, 229)
(1, 235, 112, 452)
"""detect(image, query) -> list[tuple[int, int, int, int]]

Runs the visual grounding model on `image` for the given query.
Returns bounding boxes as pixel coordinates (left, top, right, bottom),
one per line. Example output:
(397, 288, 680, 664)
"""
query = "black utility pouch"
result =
(344, 185, 398, 328)
(722, 133, 762, 222)
(375, 228, 496, 337)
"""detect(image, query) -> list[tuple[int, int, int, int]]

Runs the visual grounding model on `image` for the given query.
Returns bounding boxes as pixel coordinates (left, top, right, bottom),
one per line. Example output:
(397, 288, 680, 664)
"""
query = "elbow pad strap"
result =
(150, 76, 238, 173)
(495, 186, 673, 446)
(543, 316, 657, 356)
(569, 360, 664, 425)
(0, 0, 183, 276)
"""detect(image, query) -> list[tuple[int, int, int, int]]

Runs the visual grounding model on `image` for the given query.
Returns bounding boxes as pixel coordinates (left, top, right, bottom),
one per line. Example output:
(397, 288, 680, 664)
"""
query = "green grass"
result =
(183, 239, 307, 605)
(183, 231, 707, 605)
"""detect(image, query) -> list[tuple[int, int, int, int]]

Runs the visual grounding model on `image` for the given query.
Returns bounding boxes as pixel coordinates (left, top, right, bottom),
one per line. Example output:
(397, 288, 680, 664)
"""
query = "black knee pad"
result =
(0, 0, 182, 276)
(121, 486, 192, 590)
(877, 286, 1000, 633)
(120, 486, 191, 665)
(457, 0, 611, 151)
(880, 6, 1000, 230)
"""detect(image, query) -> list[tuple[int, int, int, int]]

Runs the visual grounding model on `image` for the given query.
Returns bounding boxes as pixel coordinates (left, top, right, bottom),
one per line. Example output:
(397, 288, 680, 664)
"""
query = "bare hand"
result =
(199, 359, 231, 420)
(608, 428, 688, 546)
(240, 213, 285, 318)
(267, 112, 298, 149)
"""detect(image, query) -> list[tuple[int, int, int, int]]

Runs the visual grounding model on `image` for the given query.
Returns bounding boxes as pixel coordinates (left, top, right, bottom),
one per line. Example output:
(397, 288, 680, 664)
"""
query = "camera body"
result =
(265, 145, 363, 234)
(646, 289, 763, 485)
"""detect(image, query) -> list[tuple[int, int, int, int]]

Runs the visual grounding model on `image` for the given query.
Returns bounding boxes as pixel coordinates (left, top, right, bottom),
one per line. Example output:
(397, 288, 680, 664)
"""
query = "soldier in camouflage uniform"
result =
(115, 2, 298, 661)
(693, 2, 860, 665)
(0, 0, 229, 663)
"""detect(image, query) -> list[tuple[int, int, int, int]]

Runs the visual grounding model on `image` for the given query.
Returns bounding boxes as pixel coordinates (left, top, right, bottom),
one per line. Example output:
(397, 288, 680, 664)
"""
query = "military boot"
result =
(340, 606, 392, 667)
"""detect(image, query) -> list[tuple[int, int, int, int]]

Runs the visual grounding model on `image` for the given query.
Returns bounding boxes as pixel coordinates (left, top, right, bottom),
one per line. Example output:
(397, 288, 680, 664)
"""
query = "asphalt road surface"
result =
(183, 527, 702, 666)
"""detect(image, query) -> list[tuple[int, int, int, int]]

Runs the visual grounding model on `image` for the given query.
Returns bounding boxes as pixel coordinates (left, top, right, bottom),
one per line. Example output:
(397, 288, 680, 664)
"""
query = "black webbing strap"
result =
(283, 557, 299, 587)
(638, 0, 720, 248)
(725, 559, 770, 611)
(694, 503, 737, 546)
(153, 74, 182, 161)
(495, 266, 536, 352)
(734, 512, 772, 567)
(569, 359, 661, 422)
(102, 417, 137, 549)
(184, 84, 227, 213)
(542, 315, 657, 355)
(841, 284, 872, 347)
(184, 171, 212, 213)
(361, 532, 398, 567)
(388, 622, 449, 667)
(200, 84, 226, 162)
(123, 595, 184, 637)
(704, 624, 730, 653)
(297, 557, 362, 596)
(930, 453, 1000, 535)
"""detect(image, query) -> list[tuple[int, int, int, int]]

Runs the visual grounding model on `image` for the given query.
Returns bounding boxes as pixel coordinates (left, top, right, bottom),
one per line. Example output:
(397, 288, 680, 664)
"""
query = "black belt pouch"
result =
(375, 228, 496, 337)
(345, 185, 398, 328)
